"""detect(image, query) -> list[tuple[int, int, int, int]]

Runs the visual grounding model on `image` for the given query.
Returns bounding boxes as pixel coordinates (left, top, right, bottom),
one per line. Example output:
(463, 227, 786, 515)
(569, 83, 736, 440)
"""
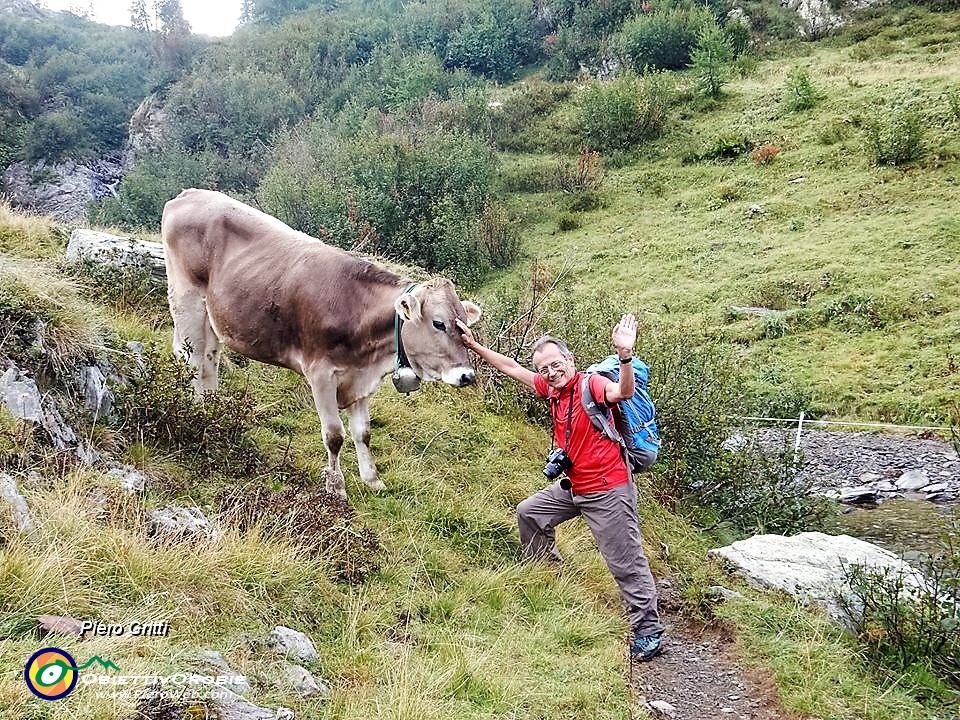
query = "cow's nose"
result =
(459, 370, 476, 387)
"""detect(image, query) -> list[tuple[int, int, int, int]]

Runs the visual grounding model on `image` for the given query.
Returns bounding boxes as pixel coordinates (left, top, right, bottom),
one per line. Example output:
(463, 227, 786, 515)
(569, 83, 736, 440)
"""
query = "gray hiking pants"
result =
(517, 479, 664, 637)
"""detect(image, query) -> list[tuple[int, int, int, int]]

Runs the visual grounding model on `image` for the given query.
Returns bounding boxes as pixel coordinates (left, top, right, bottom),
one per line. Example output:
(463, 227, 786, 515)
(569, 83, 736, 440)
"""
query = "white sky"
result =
(40, 0, 243, 37)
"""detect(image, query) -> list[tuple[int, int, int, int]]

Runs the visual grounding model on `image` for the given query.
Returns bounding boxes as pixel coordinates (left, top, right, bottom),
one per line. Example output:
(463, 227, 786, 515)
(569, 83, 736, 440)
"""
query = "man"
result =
(456, 313, 665, 662)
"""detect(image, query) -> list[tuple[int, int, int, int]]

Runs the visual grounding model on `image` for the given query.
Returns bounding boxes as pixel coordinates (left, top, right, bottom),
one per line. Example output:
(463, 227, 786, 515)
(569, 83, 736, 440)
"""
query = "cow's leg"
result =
(307, 380, 348, 499)
(345, 398, 385, 492)
(168, 289, 222, 398)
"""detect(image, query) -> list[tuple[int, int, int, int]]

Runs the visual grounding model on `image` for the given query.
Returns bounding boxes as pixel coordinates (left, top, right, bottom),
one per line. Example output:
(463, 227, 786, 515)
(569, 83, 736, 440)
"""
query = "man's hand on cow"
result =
(612, 313, 637, 355)
(456, 319, 478, 350)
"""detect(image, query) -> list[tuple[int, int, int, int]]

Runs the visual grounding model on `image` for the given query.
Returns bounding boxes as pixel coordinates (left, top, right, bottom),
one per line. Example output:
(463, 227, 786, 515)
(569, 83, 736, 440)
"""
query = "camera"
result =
(543, 447, 573, 483)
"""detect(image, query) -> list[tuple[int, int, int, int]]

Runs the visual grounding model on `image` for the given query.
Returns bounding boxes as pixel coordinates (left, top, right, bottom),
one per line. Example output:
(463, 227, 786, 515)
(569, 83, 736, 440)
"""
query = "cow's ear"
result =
(462, 301, 482, 327)
(395, 292, 422, 322)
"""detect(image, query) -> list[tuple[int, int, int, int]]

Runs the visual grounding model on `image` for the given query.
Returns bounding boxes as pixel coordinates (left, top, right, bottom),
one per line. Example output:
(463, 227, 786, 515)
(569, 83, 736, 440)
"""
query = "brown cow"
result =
(161, 189, 481, 497)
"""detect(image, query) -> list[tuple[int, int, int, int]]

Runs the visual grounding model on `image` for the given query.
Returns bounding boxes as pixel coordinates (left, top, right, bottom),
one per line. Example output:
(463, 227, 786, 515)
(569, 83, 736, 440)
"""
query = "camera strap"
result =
(549, 386, 576, 452)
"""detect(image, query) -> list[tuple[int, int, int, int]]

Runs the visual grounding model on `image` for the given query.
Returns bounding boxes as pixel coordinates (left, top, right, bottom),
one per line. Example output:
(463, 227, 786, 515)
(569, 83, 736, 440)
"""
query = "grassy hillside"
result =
(2, 7, 960, 720)
(491, 6, 960, 427)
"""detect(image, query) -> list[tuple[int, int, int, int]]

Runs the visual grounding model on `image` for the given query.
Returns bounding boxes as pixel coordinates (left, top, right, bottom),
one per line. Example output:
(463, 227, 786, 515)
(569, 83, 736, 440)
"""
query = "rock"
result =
(1, 364, 99, 465)
(647, 699, 677, 717)
(896, 469, 929, 491)
(2, 156, 123, 222)
(727, 306, 798, 320)
(782, 0, 843, 36)
(0, 473, 34, 531)
(283, 664, 329, 697)
(66, 229, 167, 281)
(188, 685, 279, 720)
(838, 487, 877, 505)
(1, 366, 43, 422)
(708, 531, 924, 628)
(37, 614, 84, 637)
(106, 465, 147, 493)
(79, 364, 113, 420)
(199, 650, 252, 696)
(124, 94, 170, 172)
(267, 626, 319, 663)
(146, 505, 213, 539)
(706, 585, 746, 602)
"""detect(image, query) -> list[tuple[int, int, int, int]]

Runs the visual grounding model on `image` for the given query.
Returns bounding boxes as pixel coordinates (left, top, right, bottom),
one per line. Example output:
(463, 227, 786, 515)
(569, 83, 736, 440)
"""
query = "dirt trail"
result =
(628, 581, 801, 720)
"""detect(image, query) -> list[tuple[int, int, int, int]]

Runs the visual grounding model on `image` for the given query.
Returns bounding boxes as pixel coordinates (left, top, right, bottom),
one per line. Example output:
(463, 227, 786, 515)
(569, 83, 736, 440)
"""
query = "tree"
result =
(690, 22, 733, 98)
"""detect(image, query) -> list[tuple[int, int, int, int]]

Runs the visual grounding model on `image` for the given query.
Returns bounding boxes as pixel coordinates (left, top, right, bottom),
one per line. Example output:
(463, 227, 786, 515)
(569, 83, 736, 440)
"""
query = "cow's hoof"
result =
(364, 478, 387, 493)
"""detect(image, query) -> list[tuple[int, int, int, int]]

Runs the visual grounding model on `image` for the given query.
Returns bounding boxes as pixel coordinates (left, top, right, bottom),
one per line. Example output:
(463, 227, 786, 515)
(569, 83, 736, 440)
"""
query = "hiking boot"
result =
(630, 631, 664, 661)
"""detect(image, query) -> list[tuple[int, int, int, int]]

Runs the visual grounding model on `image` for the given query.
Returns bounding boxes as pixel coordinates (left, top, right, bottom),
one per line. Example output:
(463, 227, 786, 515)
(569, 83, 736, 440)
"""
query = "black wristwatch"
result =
(619, 356, 632, 363)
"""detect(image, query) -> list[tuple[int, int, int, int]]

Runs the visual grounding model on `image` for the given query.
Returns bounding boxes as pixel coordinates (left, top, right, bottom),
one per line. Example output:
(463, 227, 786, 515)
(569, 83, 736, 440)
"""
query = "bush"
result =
(682, 133, 753, 163)
(556, 148, 604, 193)
(258, 120, 518, 287)
(443, 0, 542, 81)
(782, 67, 818, 112)
(113, 347, 271, 479)
(863, 102, 926, 166)
(840, 515, 960, 695)
(617, 4, 714, 72)
(61, 253, 167, 321)
(488, 80, 575, 153)
(577, 71, 670, 151)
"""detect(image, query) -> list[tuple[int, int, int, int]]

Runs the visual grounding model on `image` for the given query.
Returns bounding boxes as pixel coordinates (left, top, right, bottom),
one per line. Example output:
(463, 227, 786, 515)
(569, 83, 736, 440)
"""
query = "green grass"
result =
(490, 28, 960, 425)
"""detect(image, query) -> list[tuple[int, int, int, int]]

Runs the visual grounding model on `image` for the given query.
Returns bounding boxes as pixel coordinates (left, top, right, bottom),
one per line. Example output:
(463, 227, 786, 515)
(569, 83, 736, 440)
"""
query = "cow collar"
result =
(392, 283, 421, 394)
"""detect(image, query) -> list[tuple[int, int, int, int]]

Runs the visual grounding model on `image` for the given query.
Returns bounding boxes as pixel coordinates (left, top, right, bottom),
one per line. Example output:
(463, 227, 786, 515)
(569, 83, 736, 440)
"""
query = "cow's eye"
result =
(432, 320, 447, 332)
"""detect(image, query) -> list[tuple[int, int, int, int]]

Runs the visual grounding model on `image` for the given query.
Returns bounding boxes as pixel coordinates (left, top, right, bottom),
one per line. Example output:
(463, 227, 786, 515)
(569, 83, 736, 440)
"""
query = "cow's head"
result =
(395, 279, 481, 387)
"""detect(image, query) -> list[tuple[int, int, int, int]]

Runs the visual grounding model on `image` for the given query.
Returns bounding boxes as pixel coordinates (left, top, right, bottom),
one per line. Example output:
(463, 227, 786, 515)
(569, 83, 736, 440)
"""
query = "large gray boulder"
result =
(708, 531, 924, 628)
(66, 228, 166, 281)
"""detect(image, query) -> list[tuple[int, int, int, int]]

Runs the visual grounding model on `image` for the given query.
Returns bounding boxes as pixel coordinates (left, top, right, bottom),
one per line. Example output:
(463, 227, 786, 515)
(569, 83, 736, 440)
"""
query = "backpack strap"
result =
(580, 374, 632, 471)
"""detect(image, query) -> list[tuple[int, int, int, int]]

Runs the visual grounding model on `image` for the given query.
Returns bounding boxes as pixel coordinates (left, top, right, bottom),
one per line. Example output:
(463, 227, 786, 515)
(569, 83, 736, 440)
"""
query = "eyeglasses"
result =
(536, 360, 567, 377)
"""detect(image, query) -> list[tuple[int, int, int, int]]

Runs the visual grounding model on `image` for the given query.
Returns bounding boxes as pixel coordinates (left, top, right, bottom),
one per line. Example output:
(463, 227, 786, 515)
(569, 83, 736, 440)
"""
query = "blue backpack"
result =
(580, 356, 661, 473)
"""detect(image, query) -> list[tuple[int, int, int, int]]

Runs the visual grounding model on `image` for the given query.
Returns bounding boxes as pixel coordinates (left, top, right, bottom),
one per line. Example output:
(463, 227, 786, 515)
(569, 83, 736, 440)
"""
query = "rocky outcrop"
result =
(124, 94, 170, 172)
(1, 92, 170, 222)
(1, 156, 123, 222)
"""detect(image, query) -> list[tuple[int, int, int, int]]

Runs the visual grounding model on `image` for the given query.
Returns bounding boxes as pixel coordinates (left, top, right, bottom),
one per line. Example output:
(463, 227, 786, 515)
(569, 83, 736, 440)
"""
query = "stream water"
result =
(829, 498, 957, 560)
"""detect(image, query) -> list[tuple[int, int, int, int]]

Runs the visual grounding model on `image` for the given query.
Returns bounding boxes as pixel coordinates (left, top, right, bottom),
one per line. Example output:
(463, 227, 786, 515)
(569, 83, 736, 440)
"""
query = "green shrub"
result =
(782, 67, 819, 112)
(443, 0, 541, 82)
(863, 102, 926, 166)
(61, 253, 167, 321)
(258, 120, 517, 286)
(682, 133, 753, 163)
(113, 347, 273, 479)
(577, 71, 670, 151)
(557, 214, 581, 232)
(617, 4, 714, 72)
(840, 515, 960, 695)
(819, 293, 889, 330)
(499, 161, 561, 193)
(489, 80, 574, 153)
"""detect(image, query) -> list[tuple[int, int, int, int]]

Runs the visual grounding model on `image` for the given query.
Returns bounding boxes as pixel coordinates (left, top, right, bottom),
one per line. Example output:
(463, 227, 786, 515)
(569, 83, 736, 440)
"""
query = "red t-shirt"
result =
(534, 371, 630, 495)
